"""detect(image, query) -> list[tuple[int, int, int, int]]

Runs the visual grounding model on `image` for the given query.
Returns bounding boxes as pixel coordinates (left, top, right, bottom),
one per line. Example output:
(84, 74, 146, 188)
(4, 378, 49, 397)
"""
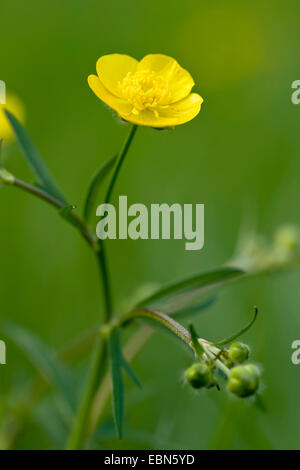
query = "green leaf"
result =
(83, 154, 117, 223)
(108, 327, 124, 439)
(188, 324, 204, 358)
(121, 354, 142, 389)
(59, 204, 81, 230)
(4, 110, 67, 203)
(2, 323, 74, 413)
(212, 306, 258, 346)
(138, 267, 244, 314)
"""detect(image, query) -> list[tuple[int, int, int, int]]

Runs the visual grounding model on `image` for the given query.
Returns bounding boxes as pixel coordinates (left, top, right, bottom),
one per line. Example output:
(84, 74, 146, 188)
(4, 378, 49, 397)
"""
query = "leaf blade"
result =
(5, 110, 67, 203)
(121, 354, 142, 389)
(2, 322, 74, 412)
(108, 327, 124, 439)
(138, 267, 244, 313)
(83, 154, 117, 223)
(172, 296, 217, 320)
(189, 324, 204, 358)
(59, 204, 82, 231)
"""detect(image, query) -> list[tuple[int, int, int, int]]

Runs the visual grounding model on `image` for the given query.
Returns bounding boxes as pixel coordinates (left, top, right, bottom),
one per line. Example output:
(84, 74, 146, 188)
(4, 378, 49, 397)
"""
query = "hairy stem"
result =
(120, 307, 192, 348)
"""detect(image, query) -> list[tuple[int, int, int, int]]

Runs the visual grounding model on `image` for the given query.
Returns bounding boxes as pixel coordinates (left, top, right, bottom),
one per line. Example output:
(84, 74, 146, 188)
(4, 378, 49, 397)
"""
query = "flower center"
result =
(119, 70, 168, 114)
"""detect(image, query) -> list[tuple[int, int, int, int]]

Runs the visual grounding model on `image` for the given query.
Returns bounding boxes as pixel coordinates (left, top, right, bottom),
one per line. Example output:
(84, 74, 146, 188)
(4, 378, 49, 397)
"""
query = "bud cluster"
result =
(185, 340, 261, 399)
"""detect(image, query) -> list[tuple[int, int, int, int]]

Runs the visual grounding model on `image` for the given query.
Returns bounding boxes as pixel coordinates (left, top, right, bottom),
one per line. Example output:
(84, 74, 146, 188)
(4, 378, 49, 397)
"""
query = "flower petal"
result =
(88, 75, 133, 116)
(158, 93, 203, 123)
(138, 54, 195, 104)
(96, 54, 138, 97)
(119, 93, 203, 127)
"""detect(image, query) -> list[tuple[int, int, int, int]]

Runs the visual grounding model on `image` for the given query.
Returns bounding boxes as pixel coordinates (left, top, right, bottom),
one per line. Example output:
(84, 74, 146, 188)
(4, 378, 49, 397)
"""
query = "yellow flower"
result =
(0, 92, 25, 143)
(88, 54, 203, 127)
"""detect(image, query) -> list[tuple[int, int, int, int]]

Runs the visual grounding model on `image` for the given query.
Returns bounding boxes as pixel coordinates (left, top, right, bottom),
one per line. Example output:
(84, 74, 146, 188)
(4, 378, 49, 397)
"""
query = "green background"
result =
(1, 0, 300, 449)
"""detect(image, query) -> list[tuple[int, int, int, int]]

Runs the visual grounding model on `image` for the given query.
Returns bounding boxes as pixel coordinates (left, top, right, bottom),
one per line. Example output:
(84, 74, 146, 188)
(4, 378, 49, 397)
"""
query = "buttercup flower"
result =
(88, 54, 203, 127)
(0, 93, 25, 143)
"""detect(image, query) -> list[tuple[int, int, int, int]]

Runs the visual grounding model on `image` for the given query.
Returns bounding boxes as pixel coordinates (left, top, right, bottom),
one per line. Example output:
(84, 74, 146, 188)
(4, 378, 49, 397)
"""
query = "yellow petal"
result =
(88, 74, 133, 116)
(96, 54, 138, 97)
(120, 93, 203, 127)
(138, 54, 195, 104)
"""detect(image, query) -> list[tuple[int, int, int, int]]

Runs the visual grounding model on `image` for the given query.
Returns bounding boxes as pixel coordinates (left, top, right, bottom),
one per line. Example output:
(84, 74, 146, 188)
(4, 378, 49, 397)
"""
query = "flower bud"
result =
(185, 363, 214, 389)
(227, 364, 260, 398)
(228, 342, 249, 364)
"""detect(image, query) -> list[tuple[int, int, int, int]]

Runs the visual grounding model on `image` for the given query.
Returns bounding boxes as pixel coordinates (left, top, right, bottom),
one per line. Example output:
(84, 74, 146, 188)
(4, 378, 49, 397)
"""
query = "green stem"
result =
(66, 124, 138, 449)
(104, 124, 138, 207)
(66, 337, 108, 450)
(0, 172, 97, 251)
(120, 307, 191, 343)
(119, 307, 194, 353)
(98, 124, 138, 321)
(200, 341, 231, 377)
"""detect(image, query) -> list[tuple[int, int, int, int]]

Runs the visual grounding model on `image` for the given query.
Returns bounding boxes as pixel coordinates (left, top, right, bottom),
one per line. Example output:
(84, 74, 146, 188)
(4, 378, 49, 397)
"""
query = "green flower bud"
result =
(185, 363, 214, 389)
(227, 364, 260, 398)
(228, 342, 249, 364)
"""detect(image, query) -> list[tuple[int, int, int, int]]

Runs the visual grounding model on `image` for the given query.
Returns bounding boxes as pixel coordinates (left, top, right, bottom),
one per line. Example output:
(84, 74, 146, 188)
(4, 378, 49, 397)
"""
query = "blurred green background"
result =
(1, 0, 300, 450)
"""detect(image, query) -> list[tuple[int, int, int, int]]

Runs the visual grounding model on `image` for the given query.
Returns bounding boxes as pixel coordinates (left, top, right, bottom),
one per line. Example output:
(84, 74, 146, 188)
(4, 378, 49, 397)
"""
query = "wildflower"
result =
(88, 54, 203, 127)
(0, 93, 25, 143)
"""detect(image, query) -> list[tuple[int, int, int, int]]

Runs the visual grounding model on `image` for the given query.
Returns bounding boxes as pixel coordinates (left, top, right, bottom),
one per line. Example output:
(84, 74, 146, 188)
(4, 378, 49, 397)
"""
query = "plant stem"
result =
(98, 123, 138, 321)
(120, 307, 192, 348)
(88, 325, 153, 436)
(8, 176, 98, 250)
(200, 342, 231, 377)
(66, 124, 138, 449)
(66, 337, 108, 450)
